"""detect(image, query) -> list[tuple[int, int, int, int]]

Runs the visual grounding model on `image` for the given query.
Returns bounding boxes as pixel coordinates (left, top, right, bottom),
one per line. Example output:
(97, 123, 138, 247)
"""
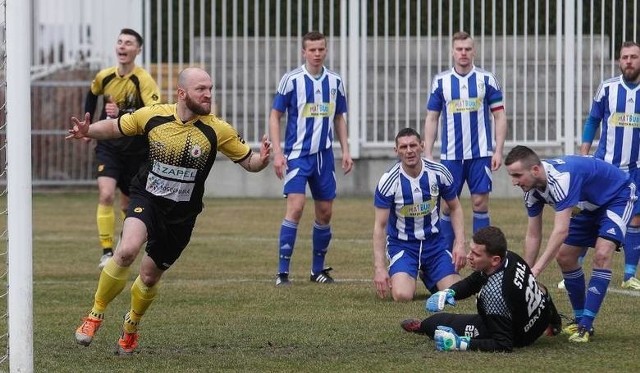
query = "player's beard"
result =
(621, 66, 640, 83)
(185, 93, 211, 115)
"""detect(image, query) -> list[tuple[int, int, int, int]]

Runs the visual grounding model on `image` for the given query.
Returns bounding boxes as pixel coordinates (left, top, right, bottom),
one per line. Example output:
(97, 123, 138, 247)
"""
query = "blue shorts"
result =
(283, 148, 336, 200)
(628, 170, 640, 216)
(565, 182, 638, 248)
(442, 157, 492, 196)
(386, 235, 457, 293)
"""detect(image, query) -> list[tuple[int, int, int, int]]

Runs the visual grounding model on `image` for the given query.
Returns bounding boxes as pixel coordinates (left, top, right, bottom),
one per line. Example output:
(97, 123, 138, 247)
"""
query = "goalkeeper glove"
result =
(434, 325, 471, 351)
(425, 289, 456, 312)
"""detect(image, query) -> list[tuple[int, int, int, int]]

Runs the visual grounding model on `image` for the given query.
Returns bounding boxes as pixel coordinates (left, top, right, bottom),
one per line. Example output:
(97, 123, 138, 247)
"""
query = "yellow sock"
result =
(125, 275, 159, 333)
(90, 259, 130, 317)
(97, 204, 115, 249)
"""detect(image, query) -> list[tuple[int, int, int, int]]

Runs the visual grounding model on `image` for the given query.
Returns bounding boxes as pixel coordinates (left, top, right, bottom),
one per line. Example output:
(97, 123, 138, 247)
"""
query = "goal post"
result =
(5, 0, 34, 371)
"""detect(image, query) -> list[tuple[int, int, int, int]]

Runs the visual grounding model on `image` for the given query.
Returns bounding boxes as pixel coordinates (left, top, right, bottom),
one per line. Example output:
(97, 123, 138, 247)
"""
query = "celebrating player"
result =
(84, 28, 161, 269)
(505, 145, 639, 343)
(69, 67, 271, 354)
(401, 226, 562, 352)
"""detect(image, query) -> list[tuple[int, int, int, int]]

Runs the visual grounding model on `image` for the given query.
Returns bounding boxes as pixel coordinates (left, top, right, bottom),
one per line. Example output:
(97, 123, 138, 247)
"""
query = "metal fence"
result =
(20, 0, 640, 185)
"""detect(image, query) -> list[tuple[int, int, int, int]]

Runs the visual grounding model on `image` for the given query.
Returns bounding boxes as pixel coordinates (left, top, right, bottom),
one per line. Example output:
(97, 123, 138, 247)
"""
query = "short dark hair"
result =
(621, 41, 640, 50)
(302, 31, 326, 49)
(452, 31, 472, 44)
(472, 226, 507, 259)
(395, 128, 421, 145)
(120, 28, 143, 47)
(504, 145, 542, 168)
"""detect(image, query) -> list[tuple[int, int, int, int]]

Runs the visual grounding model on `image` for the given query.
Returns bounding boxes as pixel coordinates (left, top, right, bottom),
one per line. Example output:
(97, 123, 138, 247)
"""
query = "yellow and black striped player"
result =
(69, 67, 271, 354)
(84, 28, 161, 269)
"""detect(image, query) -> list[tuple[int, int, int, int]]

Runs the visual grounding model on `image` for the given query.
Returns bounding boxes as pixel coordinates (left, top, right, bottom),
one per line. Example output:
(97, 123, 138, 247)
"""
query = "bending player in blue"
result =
(505, 146, 639, 343)
(401, 226, 561, 352)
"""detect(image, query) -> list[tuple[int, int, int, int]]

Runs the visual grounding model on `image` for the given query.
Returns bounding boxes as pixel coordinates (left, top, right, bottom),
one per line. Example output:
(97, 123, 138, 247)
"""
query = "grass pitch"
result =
(27, 192, 640, 372)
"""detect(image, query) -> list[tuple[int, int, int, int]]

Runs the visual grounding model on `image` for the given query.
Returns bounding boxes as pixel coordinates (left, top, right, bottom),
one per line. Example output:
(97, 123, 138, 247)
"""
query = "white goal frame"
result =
(5, 0, 34, 372)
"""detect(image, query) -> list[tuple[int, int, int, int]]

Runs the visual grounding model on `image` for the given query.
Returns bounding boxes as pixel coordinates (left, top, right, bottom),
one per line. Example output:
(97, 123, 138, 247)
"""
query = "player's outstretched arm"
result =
(66, 112, 121, 141)
(531, 208, 571, 277)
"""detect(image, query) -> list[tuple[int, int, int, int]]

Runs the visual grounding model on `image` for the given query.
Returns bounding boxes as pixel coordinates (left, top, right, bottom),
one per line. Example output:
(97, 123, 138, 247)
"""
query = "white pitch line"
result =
(606, 288, 640, 297)
(33, 278, 640, 297)
(35, 278, 373, 286)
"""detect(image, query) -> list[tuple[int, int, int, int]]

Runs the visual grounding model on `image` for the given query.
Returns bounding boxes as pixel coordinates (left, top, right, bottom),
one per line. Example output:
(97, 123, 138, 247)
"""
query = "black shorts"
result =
(421, 313, 490, 340)
(95, 142, 147, 196)
(127, 194, 196, 270)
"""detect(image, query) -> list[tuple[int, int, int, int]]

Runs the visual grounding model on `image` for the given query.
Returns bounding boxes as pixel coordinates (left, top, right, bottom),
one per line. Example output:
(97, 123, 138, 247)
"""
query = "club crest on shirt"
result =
(330, 88, 337, 99)
(430, 182, 440, 197)
(477, 81, 485, 95)
(191, 144, 202, 158)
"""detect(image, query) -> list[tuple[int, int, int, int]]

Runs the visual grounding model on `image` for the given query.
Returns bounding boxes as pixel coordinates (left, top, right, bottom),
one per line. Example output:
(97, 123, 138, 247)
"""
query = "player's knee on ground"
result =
(391, 287, 415, 302)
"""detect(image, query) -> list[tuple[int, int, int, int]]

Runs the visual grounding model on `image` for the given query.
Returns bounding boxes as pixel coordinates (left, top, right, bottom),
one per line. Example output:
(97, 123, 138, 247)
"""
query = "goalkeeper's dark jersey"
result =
(118, 104, 251, 223)
(450, 251, 553, 351)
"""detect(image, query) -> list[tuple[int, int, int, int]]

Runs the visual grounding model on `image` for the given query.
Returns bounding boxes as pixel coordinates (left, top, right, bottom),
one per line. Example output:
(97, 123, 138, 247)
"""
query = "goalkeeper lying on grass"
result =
(401, 226, 562, 352)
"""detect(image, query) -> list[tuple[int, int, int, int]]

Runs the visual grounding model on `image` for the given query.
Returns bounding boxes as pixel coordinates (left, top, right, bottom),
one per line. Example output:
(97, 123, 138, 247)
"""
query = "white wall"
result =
(34, 0, 143, 68)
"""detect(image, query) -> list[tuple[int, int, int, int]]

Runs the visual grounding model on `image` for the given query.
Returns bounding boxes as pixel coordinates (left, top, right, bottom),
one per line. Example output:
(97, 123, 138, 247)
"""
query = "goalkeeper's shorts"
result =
(421, 313, 486, 341)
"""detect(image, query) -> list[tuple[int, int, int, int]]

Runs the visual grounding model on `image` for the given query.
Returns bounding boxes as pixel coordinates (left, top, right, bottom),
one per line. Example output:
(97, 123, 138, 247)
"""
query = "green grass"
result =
(24, 192, 640, 372)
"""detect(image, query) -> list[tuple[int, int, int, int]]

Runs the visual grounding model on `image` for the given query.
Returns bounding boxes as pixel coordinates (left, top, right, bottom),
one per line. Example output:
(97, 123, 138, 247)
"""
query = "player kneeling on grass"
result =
(401, 226, 562, 352)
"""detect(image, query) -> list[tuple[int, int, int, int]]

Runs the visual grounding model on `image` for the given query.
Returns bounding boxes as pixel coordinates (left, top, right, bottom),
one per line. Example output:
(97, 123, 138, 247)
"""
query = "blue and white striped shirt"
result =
(427, 66, 504, 160)
(272, 64, 347, 160)
(523, 155, 633, 217)
(589, 75, 640, 172)
(374, 158, 457, 241)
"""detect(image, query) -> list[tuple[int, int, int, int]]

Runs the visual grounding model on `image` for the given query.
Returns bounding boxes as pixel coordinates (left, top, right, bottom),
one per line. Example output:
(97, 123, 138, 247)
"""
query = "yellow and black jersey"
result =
(88, 65, 161, 155)
(119, 104, 251, 222)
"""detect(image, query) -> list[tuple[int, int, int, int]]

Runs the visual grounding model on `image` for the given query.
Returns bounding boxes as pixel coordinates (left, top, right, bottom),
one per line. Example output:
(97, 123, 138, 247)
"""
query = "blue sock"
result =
(312, 222, 332, 274)
(563, 268, 586, 321)
(581, 268, 612, 331)
(278, 219, 298, 274)
(623, 226, 640, 281)
(472, 210, 490, 233)
(439, 213, 454, 250)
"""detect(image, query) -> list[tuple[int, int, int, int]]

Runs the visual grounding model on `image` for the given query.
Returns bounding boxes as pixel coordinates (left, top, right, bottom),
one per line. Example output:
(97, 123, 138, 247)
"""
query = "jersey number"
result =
(524, 275, 543, 316)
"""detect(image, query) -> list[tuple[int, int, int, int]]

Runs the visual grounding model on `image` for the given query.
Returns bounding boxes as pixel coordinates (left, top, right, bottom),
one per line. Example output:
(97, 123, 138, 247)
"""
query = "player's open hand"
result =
(373, 268, 391, 299)
(66, 112, 91, 140)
